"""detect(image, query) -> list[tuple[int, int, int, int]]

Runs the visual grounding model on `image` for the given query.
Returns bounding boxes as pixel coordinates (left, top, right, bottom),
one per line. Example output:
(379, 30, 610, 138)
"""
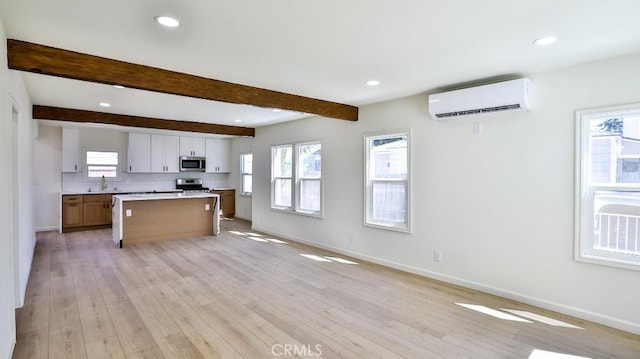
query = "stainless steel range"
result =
(176, 178, 210, 193)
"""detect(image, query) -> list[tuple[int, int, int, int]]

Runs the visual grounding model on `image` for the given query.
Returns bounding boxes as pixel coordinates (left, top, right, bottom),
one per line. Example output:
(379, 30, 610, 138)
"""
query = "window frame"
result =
(240, 152, 253, 197)
(271, 140, 323, 218)
(296, 142, 323, 214)
(364, 130, 412, 233)
(83, 149, 121, 182)
(575, 102, 640, 271)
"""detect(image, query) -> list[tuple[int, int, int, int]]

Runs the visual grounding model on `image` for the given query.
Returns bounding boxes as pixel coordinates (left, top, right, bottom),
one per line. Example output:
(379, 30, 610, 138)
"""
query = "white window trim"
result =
(83, 148, 122, 182)
(240, 152, 253, 197)
(363, 129, 412, 233)
(575, 102, 640, 271)
(271, 140, 323, 218)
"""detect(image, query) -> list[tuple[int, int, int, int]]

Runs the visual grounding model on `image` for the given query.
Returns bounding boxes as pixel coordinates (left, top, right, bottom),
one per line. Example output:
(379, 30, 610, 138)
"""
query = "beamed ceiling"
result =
(1, 0, 640, 136)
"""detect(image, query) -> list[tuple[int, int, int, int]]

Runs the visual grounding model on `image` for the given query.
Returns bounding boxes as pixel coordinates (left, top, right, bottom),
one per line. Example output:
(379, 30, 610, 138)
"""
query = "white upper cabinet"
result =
(62, 127, 80, 172)
(180, 136, 205, 157)
(127, 133, 151, 173)
(205, 138, 231, 173)
(164, 136, 180, 172)
(150, 135, 179, 173)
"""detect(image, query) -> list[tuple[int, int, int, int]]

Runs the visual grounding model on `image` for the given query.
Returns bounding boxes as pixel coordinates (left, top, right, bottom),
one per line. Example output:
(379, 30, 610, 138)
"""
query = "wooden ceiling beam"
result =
(33, 105, 256, 137)
(9, 39, 358, 122)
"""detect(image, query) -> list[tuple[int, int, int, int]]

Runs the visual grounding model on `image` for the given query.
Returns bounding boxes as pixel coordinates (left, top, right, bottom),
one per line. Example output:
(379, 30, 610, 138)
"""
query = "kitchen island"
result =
(112, 192, 220, 247)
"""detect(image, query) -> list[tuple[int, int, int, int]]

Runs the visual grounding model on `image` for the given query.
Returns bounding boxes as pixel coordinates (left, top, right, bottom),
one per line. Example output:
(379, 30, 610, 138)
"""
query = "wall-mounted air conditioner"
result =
(428, 78, 531, 120)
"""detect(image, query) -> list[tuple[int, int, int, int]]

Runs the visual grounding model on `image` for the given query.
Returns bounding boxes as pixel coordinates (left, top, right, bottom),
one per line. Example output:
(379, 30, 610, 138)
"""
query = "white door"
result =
(150, 134, 165, 172)
(127, 133, 151, 172)
(191, 137, 206, 157)
(215, 140, 231, 173)
(61, 127, 79, 172)
(164, 136, 180, 172)
(180, 136, 205, 157)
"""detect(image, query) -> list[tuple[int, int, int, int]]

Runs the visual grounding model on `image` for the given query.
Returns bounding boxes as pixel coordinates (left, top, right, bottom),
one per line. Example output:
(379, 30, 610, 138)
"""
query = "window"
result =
(298, 143, 322, 212)
(273, 145, 293, 208)
(365, 131, 411, 232)
(240, 153, 253, 196)
(576, 103, 640, 270)
(271, 141, 322, 216)
(85, 150, 119, 179)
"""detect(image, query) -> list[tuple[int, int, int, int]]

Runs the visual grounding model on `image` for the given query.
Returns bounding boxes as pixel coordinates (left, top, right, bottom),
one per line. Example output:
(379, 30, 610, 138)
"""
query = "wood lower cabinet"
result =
(83, 194, 112, 226)
(62, 194, 112, 232)
(211, 189, 235, 217)
(62, 195, 83, 229)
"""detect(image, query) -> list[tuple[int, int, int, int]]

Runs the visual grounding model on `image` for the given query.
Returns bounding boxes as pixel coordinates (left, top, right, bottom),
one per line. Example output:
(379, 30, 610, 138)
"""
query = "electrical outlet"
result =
(473, 122, 483, 134)
(125, 209, 132, 217)
(433, 250, 442, 262)
(205, 203, 210, 211)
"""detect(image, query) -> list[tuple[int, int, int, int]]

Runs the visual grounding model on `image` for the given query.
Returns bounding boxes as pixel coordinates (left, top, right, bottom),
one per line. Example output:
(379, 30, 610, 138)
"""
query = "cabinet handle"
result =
(129, 165, 132, 171)
(74, 164, 77, 171)
(69, 203, 78, 207)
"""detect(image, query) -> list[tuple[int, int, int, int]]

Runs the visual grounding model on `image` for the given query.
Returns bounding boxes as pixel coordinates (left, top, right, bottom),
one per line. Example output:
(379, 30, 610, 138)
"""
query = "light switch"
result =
(205, 203, 210, 211)
(126, 209, 132, 217)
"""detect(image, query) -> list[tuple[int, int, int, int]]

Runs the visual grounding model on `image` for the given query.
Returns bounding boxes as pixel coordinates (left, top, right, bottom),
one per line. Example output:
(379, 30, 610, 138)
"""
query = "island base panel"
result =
(122, 197, 214, 244)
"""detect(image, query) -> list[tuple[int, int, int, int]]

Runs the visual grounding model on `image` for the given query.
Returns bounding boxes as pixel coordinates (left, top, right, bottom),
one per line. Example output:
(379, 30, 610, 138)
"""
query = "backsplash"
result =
(62, 171, 231, 193)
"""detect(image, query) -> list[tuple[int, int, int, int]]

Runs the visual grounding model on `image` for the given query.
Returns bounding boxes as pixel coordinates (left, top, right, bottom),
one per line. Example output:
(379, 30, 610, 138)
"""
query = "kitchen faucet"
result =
(101, 175, 107, 191)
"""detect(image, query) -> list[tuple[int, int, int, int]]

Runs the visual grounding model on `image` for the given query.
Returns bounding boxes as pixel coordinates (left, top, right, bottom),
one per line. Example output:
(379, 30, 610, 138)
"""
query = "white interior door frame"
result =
(10, 96, 21, 308)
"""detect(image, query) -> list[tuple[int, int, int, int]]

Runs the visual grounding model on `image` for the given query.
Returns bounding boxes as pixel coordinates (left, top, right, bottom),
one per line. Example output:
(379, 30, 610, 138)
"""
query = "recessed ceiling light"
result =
(533, 36, 557, 46)
(272, 109, 282, 112)
(235, 119, 242, 123)
(99, 102, 111, 107)
(113, 85, 125, 89)
(155, 16, 180, 28)
(366, 80, 381, 86)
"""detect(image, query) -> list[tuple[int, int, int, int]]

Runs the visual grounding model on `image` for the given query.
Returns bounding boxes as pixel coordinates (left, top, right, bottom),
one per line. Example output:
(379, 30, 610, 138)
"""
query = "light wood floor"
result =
(13, 219, 640, 358)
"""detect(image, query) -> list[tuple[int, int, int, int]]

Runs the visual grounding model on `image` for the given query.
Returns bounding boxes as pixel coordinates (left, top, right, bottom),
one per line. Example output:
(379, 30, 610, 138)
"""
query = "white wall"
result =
(230, 137, 253, 220)
(33, 125, 62, 231)
(251, 52, 640, 334)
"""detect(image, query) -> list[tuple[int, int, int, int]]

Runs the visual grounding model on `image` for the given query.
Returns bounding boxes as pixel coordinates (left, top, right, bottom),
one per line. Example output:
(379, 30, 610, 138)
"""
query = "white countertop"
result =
(61, 190, 183, 195)
(113, 192, 219, 201)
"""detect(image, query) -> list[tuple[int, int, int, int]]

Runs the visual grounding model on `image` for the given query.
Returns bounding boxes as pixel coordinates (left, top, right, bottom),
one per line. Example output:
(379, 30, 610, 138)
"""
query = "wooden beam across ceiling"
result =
(8, 39, 359, 122)
(33, 105, 256, 137)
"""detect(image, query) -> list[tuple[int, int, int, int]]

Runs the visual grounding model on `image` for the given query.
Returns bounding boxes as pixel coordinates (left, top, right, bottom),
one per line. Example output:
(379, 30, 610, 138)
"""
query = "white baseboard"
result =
(35, 226, 58, 232)
(252, 225, 640, 335)
(233, 214, 252, 222)
(2, 340, 15, 359)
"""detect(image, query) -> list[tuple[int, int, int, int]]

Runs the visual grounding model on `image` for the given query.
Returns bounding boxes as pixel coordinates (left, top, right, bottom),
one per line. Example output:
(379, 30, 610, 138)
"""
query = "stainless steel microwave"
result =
(179, 156, 206, 172)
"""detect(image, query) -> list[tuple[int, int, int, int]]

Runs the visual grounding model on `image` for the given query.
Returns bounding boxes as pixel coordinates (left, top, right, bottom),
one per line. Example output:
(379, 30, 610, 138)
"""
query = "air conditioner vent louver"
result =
(435, 104, 522, 118)
(429, 78, 531, 120)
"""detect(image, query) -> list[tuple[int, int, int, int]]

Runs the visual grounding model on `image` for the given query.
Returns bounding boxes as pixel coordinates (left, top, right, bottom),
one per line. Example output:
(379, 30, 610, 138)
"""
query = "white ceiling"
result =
(2, 0, 640, 129)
